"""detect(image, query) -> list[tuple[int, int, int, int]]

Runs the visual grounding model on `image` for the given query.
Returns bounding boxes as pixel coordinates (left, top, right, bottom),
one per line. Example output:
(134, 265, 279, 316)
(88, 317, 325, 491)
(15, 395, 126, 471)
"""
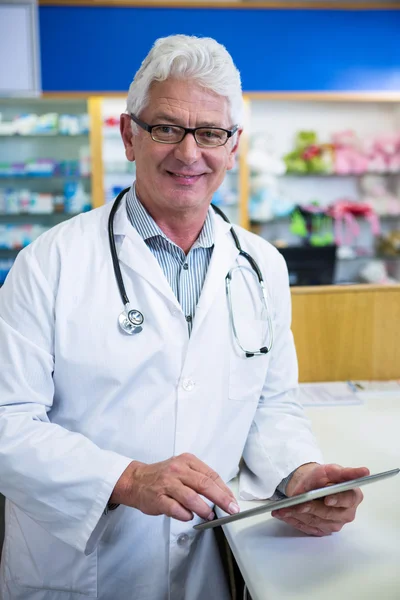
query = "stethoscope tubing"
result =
(108, 188, 273, 353)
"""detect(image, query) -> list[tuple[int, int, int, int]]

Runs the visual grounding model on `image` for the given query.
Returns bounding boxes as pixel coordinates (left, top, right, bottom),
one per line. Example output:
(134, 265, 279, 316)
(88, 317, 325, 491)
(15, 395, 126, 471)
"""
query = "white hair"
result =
(126, 34, 244, 130)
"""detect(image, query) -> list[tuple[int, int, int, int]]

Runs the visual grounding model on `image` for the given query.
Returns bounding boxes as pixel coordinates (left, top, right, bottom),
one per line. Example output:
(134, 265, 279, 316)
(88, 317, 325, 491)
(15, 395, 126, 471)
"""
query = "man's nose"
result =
(174, 132, 201, 164)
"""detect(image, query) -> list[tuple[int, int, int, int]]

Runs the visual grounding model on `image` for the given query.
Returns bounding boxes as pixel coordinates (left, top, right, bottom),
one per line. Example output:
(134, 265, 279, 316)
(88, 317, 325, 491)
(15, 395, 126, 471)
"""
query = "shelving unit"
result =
(0, 212, 79, 225)
(244, 95, 400, 283)
(0, 97, 92, 284)
(1, 92, 400, 286)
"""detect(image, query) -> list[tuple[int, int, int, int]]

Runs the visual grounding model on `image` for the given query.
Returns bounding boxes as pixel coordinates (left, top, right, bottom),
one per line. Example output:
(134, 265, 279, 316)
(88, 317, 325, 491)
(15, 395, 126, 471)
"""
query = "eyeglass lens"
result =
(151, 125, 229, 146)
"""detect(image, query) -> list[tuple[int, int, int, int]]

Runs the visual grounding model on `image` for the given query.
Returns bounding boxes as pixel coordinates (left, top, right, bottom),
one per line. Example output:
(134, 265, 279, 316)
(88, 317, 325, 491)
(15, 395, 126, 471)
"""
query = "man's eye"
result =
(201, 129, 224, 138)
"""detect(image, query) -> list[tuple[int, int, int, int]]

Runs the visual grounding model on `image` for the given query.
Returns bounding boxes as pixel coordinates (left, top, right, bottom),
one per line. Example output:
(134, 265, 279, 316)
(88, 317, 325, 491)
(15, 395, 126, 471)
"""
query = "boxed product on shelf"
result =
(0, 163, 25, 177)
(63, 181, 91, 213)
(0, 188, 74, 214)
(0, 112, 90, 136)
(29, 194, 54, 214)
(79, 146, 91, 177)
(25, 159, 57, 177)
(0, 224, 47, 249)
(0, 159, 91, 178)
(0, 189, 19, 213)
(59, 114, 90, 135)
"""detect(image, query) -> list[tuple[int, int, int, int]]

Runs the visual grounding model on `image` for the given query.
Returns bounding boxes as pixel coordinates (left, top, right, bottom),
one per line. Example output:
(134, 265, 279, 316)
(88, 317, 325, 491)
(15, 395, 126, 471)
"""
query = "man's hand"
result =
(110, 453, 240, 522)
(272, 463, 370, 536)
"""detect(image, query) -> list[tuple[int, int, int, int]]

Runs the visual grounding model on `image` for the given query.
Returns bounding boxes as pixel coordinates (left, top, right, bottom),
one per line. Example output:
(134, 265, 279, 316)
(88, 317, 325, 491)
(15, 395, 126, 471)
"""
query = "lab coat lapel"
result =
(193, 212, 239, 333)
(107, 195, 180, 307)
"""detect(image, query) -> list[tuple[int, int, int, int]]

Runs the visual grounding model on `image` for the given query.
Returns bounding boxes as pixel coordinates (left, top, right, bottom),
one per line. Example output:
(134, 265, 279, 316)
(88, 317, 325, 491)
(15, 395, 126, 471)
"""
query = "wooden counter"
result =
(291, 284, 400, 382)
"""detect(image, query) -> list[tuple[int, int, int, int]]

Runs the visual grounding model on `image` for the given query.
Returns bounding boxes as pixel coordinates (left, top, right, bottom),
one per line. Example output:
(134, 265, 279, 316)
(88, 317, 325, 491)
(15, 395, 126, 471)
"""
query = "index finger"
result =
(182, 454, 239, 514)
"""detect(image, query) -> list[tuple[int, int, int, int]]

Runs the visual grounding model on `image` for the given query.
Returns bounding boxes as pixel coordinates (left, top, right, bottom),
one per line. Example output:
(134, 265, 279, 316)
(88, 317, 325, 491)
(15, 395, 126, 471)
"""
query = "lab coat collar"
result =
(102, 191, 239, 311)
(104, 192, 179, 305)
(192, 207, 240, 334)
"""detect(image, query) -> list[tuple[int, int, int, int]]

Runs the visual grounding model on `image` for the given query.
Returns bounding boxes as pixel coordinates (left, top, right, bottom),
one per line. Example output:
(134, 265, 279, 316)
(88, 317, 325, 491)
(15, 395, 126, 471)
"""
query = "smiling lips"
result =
(167, 171, 205, 184)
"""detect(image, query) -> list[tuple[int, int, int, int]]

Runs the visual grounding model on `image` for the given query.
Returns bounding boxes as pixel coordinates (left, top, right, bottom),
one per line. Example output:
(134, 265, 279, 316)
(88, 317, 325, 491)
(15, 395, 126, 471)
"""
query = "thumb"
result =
(288, 463, 368, 496)
(323, 464, 370, 485)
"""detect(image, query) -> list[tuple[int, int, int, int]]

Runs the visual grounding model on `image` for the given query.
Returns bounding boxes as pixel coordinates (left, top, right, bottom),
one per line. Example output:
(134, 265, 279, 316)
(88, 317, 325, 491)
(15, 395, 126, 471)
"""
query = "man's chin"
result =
(164, 191, 210, 212)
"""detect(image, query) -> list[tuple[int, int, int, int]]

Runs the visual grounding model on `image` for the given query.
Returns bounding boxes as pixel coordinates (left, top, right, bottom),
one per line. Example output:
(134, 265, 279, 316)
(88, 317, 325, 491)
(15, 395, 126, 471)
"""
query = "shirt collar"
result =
(125, 182, 214, 250)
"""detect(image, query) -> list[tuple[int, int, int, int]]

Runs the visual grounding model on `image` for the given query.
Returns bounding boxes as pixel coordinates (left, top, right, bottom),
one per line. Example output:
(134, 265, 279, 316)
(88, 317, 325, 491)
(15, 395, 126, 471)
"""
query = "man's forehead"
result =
(146, 79, 229, 113)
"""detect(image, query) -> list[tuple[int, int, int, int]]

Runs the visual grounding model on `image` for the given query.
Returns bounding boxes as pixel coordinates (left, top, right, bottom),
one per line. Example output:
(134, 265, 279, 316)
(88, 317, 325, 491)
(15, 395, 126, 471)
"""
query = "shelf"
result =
(0, 213, 79, 224)
(0, 175, 91, 180)
(338, 255, 400, 261)
(0, 248, 20, 258)
(0, 133, 88, 138)
(105, 171, 135, 176)
(251, 213, 400, 225)
(280, 172, 400, 178)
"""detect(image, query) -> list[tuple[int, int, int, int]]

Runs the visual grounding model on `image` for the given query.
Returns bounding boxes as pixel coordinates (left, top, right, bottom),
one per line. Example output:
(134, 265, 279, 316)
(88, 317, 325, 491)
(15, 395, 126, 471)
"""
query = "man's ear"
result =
(120, 114, 135, 162)
(227, 128, 243, 171)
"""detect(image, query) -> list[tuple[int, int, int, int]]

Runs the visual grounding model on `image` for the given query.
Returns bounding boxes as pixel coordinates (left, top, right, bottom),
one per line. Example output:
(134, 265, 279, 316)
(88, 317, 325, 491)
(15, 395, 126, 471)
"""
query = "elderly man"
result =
(0, 35, 367, 600)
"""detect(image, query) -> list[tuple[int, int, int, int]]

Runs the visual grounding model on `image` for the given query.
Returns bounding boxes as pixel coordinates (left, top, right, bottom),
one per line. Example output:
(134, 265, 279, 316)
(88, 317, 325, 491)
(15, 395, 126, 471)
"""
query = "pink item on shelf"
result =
(373, 132, 400, 173)
(328, 199, 380, 246)
(331, 130, 369, 175)
(360, 174, 400, 216)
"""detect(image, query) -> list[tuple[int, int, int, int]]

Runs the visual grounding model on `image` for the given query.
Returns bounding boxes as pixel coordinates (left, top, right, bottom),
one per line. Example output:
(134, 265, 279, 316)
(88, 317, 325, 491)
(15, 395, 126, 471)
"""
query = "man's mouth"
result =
(166, 171, 204, 184)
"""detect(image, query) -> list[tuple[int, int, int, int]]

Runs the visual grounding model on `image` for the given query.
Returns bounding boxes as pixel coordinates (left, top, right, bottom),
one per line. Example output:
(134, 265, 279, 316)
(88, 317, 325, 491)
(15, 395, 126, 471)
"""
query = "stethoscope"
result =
(108, 187, 274, 358)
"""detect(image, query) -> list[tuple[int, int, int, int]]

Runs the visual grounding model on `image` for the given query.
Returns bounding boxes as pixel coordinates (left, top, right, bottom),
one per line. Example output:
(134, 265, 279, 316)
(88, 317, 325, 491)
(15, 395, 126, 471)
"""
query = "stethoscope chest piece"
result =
(119, 309, 144, 335)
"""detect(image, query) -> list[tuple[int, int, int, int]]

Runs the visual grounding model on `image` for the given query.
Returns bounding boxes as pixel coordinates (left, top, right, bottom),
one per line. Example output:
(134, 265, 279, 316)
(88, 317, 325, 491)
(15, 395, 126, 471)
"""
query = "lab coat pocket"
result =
(5, 506, 98, 597)
(228, 317, 271, 402)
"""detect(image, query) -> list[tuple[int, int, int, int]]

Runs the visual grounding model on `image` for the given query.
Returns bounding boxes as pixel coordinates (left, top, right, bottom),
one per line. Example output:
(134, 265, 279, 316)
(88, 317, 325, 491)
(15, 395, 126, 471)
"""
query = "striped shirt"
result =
(125, 184, 214, 335)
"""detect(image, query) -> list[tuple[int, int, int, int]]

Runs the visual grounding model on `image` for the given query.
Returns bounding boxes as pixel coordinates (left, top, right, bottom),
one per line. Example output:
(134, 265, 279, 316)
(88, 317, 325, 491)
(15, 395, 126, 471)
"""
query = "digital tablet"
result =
(193, 468, 399, 531)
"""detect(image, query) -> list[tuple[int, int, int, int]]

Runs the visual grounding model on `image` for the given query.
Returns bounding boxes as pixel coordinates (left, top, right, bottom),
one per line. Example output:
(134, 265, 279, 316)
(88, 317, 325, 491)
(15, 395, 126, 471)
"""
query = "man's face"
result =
(120, 78, 241, 218)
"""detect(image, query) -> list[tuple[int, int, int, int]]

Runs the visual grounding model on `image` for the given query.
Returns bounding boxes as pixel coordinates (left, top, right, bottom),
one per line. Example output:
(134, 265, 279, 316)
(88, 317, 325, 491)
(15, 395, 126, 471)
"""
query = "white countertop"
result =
(221, 395, 400, 600)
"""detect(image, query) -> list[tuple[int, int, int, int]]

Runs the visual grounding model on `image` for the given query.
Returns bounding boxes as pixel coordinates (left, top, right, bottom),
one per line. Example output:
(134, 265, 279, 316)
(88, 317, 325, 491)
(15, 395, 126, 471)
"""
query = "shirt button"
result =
(182, 378, 195, 392)
(182, 263, 189, 270)
(186, 315, 192, 323)
(177, 534, 189, 547)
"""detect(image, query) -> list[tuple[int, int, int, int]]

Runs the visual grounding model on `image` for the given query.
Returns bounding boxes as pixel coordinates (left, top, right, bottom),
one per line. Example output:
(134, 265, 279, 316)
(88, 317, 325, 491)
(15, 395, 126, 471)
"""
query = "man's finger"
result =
(187, 471, 240, 515)
(180, 454, 239, 514)
(184, 454, 236, 499)
(273, 514, 327, 537)
(324, 488, 364, 509)
(159, 496, 194, 522)
(277, 504, 355, 523)
(167, 483, 217, 520)
(324, 465, 370, 484)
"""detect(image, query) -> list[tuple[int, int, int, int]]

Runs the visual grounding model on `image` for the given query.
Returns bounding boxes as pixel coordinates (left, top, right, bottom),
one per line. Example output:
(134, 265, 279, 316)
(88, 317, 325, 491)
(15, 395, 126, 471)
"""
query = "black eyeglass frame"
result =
(130, 113, 239, 147)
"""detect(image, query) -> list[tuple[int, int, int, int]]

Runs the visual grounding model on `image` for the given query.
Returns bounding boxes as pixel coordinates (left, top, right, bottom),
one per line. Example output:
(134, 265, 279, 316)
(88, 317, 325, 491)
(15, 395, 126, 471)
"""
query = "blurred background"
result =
(1, 0, 400, 288)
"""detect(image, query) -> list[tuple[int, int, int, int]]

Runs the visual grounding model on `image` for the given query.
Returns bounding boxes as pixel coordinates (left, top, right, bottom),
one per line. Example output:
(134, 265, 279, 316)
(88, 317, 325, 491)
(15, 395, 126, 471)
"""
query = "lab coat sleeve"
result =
(0, 247, 133, 554)
(239, 252, 324, 500)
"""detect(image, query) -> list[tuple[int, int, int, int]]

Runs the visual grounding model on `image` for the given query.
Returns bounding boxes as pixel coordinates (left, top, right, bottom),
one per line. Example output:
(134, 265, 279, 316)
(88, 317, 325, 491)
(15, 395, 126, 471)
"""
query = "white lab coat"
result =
(0, 196, 323, 600)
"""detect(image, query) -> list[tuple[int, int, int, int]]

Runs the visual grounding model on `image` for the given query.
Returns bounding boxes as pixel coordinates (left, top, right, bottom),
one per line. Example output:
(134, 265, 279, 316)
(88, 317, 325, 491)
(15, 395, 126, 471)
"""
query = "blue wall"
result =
(39, 6, 400, 92)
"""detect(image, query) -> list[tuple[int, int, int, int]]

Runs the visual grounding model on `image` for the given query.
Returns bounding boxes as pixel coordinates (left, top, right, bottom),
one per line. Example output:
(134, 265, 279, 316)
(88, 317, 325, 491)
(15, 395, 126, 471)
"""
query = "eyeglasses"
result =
(130, 113, 238, 148)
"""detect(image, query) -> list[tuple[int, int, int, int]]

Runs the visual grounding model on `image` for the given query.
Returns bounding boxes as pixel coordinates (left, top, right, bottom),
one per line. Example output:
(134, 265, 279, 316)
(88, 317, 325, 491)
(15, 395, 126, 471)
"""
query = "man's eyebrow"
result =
(152, 114, 182, 124)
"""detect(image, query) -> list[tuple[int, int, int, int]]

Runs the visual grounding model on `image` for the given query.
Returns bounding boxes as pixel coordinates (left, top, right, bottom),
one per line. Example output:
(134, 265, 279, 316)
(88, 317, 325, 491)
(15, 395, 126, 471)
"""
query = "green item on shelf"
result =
(310, 215, 334, 246)
(296, 131, 318, 150)
(283, 130, 332, 175)
(290, 209, 308, 238)
(283, 152, 308, 173)
(307, 156, 328, 173)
